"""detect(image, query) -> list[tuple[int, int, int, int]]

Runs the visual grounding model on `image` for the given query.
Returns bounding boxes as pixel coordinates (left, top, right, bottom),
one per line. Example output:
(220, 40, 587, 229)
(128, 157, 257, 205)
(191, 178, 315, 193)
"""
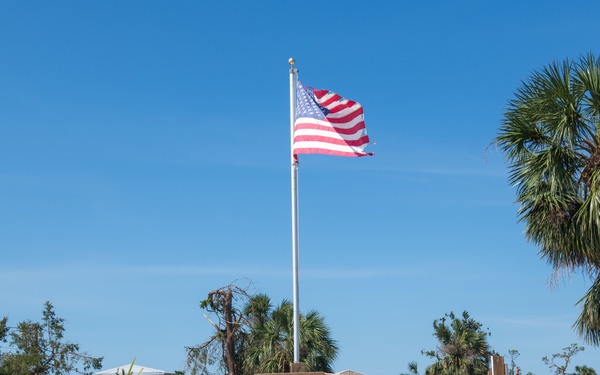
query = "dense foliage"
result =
(0, 301, 103, 375)
(497, 53, 600, 345)
(243, 297, 337, 374)
(186, 284, 338, 375)
(421, 311, 492, 375)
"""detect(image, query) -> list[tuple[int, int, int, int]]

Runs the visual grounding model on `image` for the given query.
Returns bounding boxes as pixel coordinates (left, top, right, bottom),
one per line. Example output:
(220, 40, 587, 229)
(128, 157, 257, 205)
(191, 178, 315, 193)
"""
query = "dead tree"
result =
(186, 283, 251, 375)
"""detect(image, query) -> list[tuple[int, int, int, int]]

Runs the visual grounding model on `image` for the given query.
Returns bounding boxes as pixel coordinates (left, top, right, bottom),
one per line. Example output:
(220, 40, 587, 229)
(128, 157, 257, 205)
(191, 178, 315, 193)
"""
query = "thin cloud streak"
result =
(0, 262, 462, 282)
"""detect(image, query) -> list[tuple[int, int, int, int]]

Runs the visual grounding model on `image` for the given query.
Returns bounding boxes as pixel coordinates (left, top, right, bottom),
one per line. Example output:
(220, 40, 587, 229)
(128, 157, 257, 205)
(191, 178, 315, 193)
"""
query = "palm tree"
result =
(497, 53, 600, 345)
(574, 365, 598, 375)
(400, 361, 420, 375)
(242, 298, 338, 375)
(422, 311, 491, 375)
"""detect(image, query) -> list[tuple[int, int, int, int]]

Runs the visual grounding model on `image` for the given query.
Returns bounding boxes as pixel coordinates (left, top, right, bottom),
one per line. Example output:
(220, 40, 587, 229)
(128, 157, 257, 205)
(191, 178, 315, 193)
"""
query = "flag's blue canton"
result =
(296, 82, 328, 120)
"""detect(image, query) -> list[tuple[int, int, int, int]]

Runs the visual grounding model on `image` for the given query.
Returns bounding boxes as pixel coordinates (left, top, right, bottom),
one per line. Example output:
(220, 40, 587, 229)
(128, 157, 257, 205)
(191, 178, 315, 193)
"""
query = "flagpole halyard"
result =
(289, 57, 301, 365)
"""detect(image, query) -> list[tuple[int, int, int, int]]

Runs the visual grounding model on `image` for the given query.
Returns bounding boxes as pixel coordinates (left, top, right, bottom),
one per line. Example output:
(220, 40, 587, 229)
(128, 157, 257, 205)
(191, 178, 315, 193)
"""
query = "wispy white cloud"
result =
(0, 264, 282, 281)
(0, 262, 454, 282)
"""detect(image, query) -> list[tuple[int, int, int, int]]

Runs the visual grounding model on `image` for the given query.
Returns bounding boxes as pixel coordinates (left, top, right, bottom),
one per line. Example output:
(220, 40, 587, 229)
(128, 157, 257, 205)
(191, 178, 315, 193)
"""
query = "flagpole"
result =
(288, 57, 301, 365)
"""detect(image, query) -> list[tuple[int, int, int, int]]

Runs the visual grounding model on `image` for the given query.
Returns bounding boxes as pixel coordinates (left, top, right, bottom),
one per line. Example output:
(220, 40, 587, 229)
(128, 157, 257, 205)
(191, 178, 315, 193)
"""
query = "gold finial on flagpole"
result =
(289, 58, 298, 73)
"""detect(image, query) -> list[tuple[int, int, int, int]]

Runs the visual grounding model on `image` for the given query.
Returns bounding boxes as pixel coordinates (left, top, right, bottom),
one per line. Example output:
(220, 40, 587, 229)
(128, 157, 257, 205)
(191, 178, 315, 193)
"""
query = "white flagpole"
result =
(288, 57, 301, 365)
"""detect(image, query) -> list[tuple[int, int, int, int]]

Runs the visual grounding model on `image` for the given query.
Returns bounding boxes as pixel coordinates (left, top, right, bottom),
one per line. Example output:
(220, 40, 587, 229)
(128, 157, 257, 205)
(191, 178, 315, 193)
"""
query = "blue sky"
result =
(1, 1, 600, 375)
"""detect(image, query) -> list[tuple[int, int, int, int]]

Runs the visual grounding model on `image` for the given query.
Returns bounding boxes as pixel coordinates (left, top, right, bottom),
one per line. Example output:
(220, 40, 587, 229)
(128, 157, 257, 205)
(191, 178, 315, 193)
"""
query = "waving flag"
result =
(293, 81, 373, 157)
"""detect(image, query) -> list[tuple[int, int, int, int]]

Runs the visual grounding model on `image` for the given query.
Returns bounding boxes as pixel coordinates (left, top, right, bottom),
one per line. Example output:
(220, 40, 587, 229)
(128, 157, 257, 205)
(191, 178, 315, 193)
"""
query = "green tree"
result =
(0, 317, 8, 358)
(507, 349, 520, 375)
(0, 317, 7, 343)
(186, 284, 338, 375)
(400, 361, 420, 375)
(542, 343, 584, 375)
(496, 53, 600, 345)
(0, 301, 103, 375)
(421, 311, 492, 375)
(574, 365, 597, 375)
(242, 297, 338, 374)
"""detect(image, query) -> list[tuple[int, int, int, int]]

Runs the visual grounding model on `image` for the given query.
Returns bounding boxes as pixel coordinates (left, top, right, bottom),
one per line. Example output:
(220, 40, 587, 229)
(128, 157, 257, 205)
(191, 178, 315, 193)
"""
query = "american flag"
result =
(293, 81, 373, 157)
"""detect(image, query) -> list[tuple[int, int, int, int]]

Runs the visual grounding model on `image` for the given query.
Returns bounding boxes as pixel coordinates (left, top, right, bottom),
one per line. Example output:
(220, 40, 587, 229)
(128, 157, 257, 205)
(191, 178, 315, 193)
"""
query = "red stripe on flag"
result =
(294, 121, 367, 135)
(314, 89, 340, 101)
(327, 104, 357, 114)
(294, 147, 373, 157)
(294, 81, 373, 158)
(325, 107, 363, 124)
(294, 135, 371, 147)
